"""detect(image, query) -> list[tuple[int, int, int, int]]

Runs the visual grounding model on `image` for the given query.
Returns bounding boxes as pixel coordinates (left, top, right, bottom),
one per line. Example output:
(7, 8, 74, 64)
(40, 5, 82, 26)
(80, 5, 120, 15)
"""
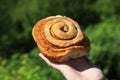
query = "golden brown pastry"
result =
(32, 15, 90, 62)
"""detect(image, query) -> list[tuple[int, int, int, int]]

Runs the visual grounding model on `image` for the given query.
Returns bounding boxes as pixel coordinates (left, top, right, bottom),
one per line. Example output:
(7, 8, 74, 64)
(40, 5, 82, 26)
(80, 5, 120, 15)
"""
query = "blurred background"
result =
(0, 0, 120, 80)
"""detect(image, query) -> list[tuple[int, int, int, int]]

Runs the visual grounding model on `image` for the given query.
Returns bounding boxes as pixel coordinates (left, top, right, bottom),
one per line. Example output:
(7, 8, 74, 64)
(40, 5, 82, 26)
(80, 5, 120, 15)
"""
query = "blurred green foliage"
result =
(85, 18, 120, 80)
(0, 48, 65, 80)
(0, 0, 120, 80)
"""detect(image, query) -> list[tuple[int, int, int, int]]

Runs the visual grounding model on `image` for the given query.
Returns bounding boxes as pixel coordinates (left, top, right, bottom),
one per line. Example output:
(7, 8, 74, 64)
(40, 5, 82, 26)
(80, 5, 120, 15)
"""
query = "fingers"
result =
(39, 53, 52, 66)
(39, 53, 61, 70)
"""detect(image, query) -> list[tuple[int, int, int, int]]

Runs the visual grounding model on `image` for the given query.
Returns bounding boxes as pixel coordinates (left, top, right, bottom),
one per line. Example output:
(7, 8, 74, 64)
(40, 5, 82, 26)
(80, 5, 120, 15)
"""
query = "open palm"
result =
(39, 53, 104, 80)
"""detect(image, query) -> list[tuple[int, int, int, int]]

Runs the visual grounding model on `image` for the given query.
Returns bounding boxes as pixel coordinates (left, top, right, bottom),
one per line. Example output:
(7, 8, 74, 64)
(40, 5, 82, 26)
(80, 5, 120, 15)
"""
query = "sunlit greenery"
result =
(0, 0, 120, 80)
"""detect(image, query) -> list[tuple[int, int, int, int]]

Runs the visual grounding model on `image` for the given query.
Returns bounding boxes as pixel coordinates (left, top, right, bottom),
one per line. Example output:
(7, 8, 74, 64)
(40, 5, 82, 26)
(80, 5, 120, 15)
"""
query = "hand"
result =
(39, 53, 104, 80)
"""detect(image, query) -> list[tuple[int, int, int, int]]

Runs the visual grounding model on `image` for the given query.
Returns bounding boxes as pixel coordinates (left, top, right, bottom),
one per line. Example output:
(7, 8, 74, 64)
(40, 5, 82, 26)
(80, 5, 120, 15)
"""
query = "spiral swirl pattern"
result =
(44, 17, 84, 47)
(32, 16, 90, 62)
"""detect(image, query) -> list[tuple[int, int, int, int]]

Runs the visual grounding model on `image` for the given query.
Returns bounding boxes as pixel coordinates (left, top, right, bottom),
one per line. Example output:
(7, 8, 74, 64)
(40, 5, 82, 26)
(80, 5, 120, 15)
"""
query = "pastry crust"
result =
(32, 15, 90, 62)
